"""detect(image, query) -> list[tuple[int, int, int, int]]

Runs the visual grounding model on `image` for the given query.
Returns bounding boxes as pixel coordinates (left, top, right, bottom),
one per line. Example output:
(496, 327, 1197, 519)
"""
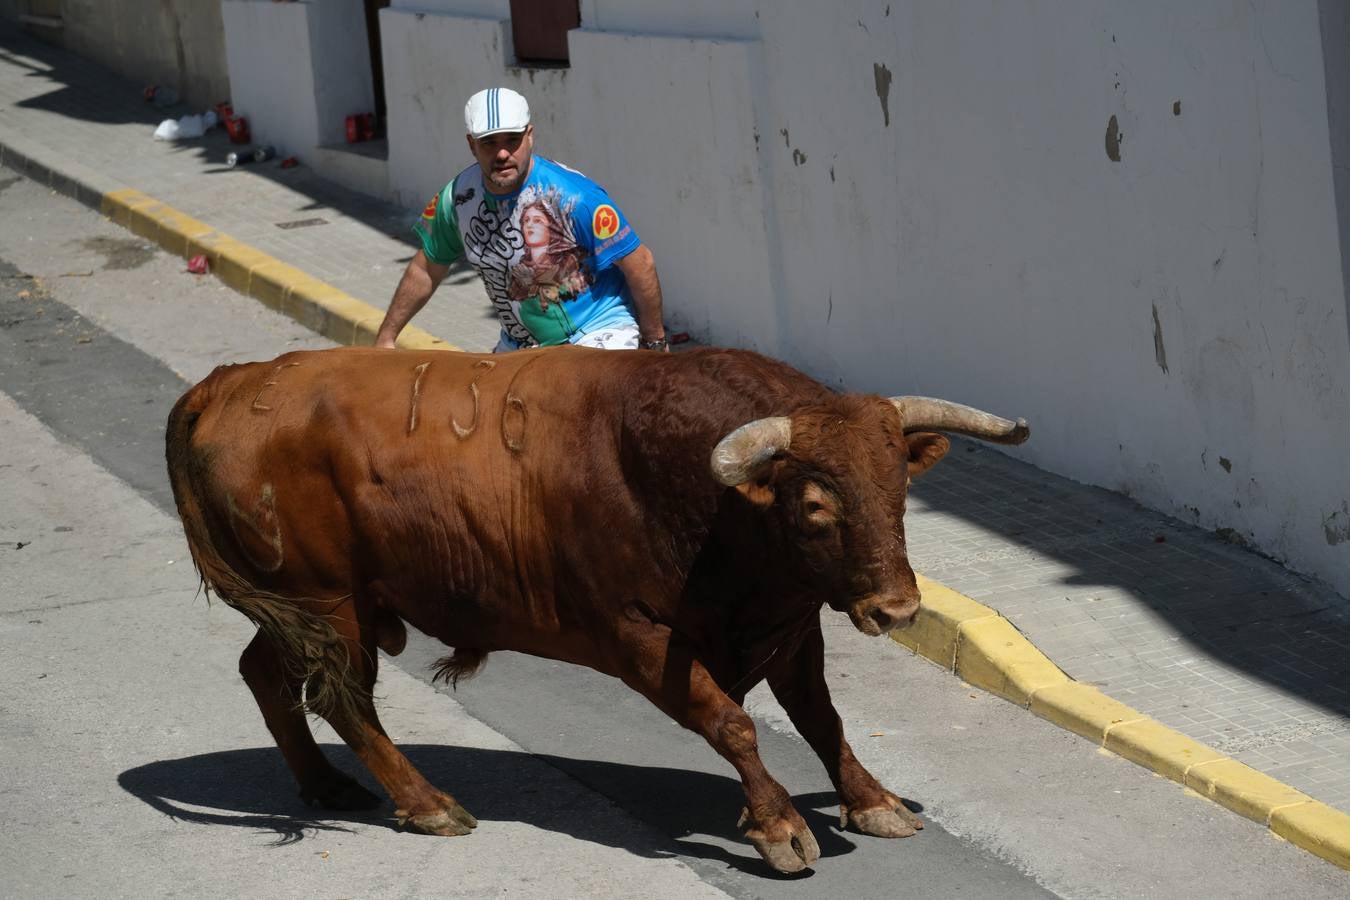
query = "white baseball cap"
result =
(464, 87, 531, 139)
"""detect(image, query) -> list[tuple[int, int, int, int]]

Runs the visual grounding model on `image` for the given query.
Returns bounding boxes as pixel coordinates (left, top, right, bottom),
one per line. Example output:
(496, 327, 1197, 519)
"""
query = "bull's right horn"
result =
(890, 396, 1030, 444)
(710, 417, 792, 485)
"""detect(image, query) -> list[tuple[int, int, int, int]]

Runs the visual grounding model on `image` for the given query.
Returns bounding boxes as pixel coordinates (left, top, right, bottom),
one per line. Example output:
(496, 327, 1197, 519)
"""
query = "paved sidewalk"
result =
(3, 19, 1349, 852)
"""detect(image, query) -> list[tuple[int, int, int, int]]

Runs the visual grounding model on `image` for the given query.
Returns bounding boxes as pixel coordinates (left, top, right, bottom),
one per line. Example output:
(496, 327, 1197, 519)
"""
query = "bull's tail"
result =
(165, 380, 364, 722)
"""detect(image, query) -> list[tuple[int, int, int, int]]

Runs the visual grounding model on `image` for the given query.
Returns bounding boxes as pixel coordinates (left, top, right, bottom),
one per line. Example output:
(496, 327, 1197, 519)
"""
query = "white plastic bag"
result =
(202, 109, 218, 131)
(153, 118, 179, 141)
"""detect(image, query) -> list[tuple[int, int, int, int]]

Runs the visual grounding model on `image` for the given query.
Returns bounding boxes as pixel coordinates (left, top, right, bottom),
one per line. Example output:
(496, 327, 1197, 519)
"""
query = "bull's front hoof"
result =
(396, 802, 478, 837)
(843, 797, 924, 838)
(738, 806, 820, 874)
(299, 771, 382, 811)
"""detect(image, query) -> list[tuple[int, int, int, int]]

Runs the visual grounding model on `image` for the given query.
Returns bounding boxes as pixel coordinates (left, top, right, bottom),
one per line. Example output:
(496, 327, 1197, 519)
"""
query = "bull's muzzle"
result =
(848, 593, 921, 636)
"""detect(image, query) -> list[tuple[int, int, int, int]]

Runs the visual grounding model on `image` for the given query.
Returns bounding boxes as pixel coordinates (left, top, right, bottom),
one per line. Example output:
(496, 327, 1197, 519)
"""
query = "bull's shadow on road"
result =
(117, 744, 854, 877)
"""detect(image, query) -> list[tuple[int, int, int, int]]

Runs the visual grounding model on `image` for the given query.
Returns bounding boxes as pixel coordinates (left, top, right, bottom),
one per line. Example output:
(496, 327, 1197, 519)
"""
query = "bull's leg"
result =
(238, 631, 381, 810)
(316, 625, 478, 837)
(616, 616, 819, 873)
(765, 626, 923, 838)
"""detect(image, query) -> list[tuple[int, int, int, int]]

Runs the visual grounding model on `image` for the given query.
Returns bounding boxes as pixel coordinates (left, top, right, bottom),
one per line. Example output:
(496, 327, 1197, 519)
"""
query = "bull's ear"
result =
(734, 459, 781, 508)
(906, 432, 950, 477)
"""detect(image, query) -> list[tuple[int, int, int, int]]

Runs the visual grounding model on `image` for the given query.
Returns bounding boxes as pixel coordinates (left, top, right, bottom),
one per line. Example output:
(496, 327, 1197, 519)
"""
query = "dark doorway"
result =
(363, 0, 391, 132)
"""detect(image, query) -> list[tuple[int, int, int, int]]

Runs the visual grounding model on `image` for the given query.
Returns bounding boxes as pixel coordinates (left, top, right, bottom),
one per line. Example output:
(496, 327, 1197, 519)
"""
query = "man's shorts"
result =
(493, 324, 640, 353)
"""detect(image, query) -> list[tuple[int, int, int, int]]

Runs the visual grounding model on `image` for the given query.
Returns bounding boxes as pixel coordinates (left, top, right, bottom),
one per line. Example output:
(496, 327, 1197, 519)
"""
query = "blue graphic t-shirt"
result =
(414, 156, 642, 348)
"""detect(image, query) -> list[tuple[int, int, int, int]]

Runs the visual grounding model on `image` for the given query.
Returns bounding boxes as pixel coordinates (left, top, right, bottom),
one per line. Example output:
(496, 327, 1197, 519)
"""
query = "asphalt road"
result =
(2, 173, 1346, 898)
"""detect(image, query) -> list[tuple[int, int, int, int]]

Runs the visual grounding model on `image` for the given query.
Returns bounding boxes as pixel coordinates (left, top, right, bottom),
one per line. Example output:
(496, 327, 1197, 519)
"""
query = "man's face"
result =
(468, 125, 534, 193)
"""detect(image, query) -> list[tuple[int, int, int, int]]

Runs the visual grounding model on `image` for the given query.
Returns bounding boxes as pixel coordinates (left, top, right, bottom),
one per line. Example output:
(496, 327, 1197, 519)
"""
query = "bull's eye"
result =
(801, 482, 838, 530)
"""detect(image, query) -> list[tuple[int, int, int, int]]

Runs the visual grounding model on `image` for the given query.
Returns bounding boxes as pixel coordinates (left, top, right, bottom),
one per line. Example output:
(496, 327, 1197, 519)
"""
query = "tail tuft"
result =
(431, 648, 489, 689)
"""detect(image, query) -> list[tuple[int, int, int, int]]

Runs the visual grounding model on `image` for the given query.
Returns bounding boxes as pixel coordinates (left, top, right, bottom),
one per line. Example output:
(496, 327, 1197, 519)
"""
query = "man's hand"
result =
(375, 249, 450, 348)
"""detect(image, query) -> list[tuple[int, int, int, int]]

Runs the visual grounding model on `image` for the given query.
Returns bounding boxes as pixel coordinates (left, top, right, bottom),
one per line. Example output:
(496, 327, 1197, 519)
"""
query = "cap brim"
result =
(471, 126, 529, 139)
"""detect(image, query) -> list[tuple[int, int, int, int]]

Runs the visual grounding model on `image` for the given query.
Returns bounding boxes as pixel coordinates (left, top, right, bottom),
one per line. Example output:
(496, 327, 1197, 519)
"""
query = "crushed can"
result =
(224, 115, 250, 144)
(345, 112, 376, 143)
(225, 149, 254, 167)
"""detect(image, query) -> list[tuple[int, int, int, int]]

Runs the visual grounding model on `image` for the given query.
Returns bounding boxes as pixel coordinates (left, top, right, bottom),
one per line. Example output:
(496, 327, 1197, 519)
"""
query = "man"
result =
(375, 87, 668, 352)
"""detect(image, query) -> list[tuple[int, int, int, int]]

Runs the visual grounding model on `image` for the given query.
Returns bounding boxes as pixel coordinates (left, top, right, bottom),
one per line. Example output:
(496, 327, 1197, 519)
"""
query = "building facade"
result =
(11, 1, 1350, 599)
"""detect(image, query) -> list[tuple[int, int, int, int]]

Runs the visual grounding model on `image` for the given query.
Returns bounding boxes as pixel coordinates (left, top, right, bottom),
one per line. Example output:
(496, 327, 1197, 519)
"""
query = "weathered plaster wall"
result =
(55, 0, 228, 107)
(379, 1, 1350, 597)
(221, 0, 374, 159)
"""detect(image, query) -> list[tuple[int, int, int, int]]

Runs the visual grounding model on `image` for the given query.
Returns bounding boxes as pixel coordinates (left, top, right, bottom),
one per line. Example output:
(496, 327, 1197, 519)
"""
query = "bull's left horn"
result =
(710, 417, 792, 485)
(890, 396, 1029, 444)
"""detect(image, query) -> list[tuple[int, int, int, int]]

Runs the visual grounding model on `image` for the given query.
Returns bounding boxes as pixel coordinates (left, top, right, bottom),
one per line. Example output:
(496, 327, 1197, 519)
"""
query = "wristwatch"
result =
(639, 336, 669, 352)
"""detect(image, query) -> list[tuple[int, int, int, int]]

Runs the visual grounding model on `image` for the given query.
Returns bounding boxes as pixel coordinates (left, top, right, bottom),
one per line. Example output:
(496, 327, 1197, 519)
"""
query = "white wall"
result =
(309, 0, 377, 146)
(381, 1, 1350, 597)
(221, 0, 374, 158)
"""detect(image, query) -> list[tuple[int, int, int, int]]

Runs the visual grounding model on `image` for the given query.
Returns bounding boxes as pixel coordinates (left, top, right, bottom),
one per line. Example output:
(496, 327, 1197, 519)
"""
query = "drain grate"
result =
(275, 217, 329, 230)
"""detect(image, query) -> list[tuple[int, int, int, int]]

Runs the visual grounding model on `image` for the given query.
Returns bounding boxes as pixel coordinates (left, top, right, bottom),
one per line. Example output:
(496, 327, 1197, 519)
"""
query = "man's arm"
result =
(615, 243, 667, 349)
(375, 249, 450, 348)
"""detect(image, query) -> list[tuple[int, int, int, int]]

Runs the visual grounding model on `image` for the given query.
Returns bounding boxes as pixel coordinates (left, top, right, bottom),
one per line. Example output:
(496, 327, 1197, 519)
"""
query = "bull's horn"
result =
(890, 396, 1030, 445)
(710, 417, 792, 485)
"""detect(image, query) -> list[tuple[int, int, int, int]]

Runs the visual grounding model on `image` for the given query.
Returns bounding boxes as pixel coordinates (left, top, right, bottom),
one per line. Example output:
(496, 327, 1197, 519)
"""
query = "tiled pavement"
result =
(3, 22, 1349, 818)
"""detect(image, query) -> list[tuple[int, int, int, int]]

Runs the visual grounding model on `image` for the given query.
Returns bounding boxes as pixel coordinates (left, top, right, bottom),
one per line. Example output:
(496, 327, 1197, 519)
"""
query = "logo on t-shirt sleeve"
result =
(592, 204, 621, 240)
(421, 193, 439, 220)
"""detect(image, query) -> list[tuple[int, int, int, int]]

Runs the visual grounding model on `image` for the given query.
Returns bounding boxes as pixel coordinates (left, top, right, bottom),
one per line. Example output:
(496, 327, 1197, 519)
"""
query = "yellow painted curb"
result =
(892, 581, 1350, 872)
(956, 616, 1068, 707)
(212, 238, 275, 297)
(1185, 758, 1313, 824)
(893, 576, 999, 669)
(98, 187, 459, 353)
(1028, 682, 1147, 743)
(1103, 719, 1226, 783)
(246, 259, 301, 312)
(100, 187, 156, 229)
(1270, 802, 1350, 869)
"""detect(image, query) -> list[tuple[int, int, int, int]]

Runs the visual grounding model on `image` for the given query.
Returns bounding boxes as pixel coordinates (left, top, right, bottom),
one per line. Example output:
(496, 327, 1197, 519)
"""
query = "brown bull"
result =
(165, 344, 1028, 873)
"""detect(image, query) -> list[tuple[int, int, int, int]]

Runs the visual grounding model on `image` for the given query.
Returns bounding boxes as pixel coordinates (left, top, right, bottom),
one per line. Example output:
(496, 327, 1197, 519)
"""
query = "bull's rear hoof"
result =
(397, 804, 478, 837)
(848, 803, 923, 838)
(299, 772, 382, 811)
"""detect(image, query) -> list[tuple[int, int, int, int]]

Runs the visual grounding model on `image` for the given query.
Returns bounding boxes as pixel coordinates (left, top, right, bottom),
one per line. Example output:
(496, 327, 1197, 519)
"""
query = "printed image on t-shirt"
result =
(413, 156, 642, 348)
(507, 186, 594, 346)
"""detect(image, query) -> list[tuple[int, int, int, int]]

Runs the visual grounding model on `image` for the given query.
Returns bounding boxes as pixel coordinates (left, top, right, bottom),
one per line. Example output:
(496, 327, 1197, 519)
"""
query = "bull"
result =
(165, 345, 1028, 873)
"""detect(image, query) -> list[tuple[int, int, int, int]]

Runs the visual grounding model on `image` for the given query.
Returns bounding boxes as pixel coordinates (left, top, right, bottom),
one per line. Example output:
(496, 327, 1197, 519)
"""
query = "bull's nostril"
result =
(868, 607, 896, 633)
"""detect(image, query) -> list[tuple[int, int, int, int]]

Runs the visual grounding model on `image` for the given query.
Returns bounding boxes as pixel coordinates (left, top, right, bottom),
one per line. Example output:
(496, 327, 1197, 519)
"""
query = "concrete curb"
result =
(5, 137, 1347, 872)
(893, 575, 1350, 870)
